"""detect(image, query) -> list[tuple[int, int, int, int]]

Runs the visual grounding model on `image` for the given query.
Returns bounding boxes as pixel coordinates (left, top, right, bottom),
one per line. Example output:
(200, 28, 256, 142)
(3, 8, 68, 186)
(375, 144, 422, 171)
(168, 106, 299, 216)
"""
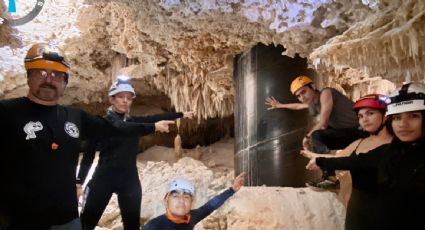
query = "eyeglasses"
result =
(29, 69, 67, 82)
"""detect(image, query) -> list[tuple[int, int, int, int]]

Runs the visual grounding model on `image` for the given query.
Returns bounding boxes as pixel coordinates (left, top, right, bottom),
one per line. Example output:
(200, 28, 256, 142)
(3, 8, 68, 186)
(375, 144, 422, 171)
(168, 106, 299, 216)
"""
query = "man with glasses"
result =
(0, 43, 174, 230)
(266, 75, 366, 189)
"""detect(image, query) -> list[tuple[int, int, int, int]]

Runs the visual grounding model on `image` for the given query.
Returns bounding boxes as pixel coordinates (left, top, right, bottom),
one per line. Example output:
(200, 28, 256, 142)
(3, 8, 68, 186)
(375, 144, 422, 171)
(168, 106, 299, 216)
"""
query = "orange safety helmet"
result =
(24, 43, 70, 74)
(290, 75, 313, 95)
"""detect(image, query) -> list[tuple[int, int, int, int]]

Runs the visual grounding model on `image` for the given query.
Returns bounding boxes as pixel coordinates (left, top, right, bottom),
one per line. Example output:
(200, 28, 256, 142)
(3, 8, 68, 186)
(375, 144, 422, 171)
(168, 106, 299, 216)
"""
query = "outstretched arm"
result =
(300, 149, 333, 159)
(265, 96, 308, 110)
(300, 139, 361, 159)
(231, 172, 246, 192)
(81, 111, 176, 140)
(306, 148, 383, 171)
(191, 172, 246, 224)
(132, 111, 195, 123)
(132, 112, 180, 123)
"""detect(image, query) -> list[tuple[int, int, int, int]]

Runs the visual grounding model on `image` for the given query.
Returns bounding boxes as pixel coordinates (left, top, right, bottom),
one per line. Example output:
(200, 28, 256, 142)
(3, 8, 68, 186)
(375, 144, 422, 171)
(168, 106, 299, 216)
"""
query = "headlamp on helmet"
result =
(108, 75, 136, 97)
(386, 83, 425, 115)
(353, 94, 387, 111)
(24, 43, 70, 74)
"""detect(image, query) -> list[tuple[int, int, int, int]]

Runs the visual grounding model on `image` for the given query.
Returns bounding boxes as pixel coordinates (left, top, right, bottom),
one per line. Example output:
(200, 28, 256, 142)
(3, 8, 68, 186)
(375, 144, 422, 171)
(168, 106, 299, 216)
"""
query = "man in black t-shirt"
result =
(0, 43, 174, 230)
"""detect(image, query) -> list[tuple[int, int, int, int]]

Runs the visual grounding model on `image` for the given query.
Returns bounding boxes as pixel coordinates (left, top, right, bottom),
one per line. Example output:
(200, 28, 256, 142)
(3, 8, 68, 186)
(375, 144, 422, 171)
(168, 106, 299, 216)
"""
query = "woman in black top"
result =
(77, 76, 194, 230)
(301, 94, 393, 229)
(307, 83, 425, 229)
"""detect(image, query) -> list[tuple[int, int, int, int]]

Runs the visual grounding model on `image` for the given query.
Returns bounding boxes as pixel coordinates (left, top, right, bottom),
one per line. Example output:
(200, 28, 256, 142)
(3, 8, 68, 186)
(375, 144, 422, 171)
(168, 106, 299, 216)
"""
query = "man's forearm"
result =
(279, 103, 307, 110)
(308, 122, 328, 136)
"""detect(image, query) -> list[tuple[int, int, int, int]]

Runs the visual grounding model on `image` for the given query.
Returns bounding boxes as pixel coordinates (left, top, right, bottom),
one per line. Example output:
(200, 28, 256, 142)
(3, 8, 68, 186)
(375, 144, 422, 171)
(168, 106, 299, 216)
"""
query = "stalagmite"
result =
(193, 145, 202, 160)
(174, 134, 183, 160)
(174, 118, 183, 159)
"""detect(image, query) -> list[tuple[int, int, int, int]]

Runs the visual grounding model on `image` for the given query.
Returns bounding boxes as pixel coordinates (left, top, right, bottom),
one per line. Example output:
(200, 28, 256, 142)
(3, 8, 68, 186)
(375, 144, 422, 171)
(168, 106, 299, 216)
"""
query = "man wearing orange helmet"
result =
(266, 75, 366, 189)
(0, 43, 174, 230)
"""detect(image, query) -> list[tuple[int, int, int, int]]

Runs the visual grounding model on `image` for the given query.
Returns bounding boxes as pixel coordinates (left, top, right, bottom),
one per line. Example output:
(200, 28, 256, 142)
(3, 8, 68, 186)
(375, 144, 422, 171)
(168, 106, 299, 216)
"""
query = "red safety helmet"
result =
(353, 94, 387, 111)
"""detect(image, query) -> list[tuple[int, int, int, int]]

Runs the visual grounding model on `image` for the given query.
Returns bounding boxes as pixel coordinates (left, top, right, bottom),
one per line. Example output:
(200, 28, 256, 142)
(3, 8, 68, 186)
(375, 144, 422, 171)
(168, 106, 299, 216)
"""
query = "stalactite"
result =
(174, 134, 183, 159)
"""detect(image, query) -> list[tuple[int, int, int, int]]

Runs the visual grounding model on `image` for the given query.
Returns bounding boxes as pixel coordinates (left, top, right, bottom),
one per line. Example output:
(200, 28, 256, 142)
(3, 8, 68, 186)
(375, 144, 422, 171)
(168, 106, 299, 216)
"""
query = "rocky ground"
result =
(79, 138, 347, 230)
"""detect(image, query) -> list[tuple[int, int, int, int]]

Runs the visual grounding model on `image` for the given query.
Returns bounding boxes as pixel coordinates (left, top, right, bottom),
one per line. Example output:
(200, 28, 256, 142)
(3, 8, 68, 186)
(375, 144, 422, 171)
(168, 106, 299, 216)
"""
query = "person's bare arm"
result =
(232, 172, 246, 192)
(335, 139, 360, 157)
(300, 138, 360, 160)
(300, 149, 334, 159)
(265, 96, 308, 110)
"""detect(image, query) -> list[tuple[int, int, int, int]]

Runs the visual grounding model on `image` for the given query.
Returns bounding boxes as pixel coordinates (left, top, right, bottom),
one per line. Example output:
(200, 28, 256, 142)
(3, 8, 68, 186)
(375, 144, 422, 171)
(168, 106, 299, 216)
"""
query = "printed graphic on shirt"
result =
(24, 121, 43, 140)
(65, 122, 79, 138)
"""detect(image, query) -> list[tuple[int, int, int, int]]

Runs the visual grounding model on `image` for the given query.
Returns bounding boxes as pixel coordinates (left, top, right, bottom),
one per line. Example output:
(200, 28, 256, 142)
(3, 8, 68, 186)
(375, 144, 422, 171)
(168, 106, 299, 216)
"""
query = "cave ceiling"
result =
(1, 0, 421, 120)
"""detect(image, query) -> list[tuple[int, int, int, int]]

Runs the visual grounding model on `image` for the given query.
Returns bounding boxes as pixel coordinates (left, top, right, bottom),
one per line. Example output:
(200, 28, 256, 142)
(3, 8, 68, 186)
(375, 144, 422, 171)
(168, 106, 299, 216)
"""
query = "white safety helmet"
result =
(386, 82, 425, 115)
(167, 178, 195, 196)
(108, 75, 136, 97)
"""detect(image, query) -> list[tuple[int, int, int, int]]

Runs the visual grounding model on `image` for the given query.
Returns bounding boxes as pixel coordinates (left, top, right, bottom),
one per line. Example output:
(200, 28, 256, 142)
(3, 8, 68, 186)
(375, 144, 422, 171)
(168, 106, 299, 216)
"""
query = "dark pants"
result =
(44, 218, 82, 230)
(311, 127, 368, 177)
(1, 203, 81, 230)
(81, 171, 141, 230)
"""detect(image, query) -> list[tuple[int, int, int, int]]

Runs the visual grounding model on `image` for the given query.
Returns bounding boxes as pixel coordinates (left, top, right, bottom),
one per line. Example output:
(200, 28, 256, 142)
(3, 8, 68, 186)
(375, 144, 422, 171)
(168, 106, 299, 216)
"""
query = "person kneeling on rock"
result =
(142, 172, 246, 230)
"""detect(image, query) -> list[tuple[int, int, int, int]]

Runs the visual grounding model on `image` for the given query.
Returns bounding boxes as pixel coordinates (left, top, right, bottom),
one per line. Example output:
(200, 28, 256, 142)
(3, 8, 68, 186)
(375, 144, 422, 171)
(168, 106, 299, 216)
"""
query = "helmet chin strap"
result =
(371, 123, 385, 135)
(371, 115, 386, 135)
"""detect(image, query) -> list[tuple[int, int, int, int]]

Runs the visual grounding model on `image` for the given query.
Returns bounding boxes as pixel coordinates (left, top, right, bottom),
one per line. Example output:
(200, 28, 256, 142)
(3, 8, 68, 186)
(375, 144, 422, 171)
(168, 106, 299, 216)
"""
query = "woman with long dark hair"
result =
(301, 94, 393, 229)
(307, 83, 425, 229)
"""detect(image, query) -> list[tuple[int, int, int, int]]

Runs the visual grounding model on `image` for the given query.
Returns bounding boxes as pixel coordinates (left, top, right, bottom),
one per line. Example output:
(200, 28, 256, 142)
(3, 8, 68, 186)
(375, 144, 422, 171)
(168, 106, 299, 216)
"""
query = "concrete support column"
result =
(234, 43, 319, 187)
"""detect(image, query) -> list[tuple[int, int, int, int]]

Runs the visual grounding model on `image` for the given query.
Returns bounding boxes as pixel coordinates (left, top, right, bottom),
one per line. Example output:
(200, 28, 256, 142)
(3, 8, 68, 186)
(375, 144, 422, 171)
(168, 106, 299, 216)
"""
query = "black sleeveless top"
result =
(350, 142, 390, 192)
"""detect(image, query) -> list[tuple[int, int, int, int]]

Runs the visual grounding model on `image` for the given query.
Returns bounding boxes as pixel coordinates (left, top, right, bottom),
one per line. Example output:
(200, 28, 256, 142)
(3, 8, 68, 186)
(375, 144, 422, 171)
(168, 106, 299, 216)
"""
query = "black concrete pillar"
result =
(234, 43, 319, 187)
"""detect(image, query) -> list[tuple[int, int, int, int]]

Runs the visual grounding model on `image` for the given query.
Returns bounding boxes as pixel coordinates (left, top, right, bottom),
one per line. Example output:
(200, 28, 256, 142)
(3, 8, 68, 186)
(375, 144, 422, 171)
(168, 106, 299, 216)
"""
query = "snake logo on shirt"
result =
(24, 121, 43, 140)
(65, 122, 79, 138)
